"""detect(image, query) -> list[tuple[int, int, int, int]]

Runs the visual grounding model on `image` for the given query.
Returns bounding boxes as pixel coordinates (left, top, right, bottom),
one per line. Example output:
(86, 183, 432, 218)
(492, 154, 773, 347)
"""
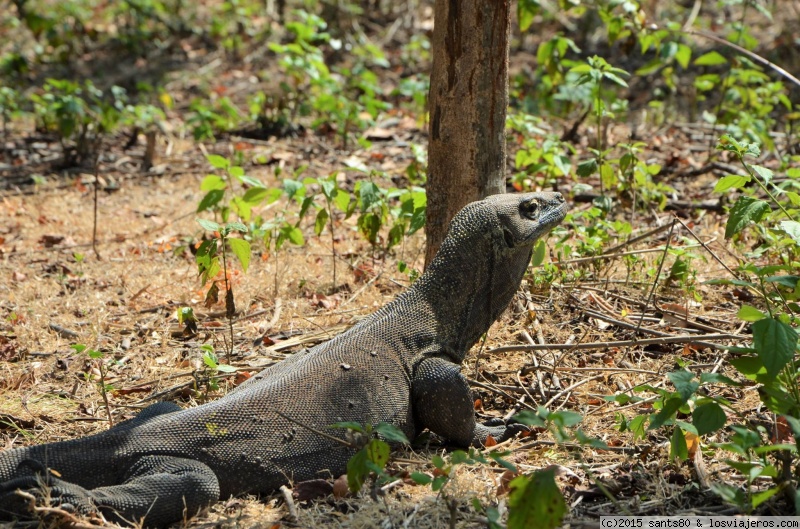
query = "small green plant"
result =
(335, 421, 409, 496)
(30, 79, 127, 165)
(611, 134, 800, 512)
(195, 218, 249, 361)
(307, 173, 351, 291)
(0, 86, 20, 140)
(188, 97, 242, 141)
(73, 343, 116, 427)
(199, 344, 237, 394)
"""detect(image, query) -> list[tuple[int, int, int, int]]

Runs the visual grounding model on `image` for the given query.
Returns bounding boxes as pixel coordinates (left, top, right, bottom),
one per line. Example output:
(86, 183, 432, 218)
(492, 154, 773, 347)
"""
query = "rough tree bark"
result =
(424, 0, 511, 267)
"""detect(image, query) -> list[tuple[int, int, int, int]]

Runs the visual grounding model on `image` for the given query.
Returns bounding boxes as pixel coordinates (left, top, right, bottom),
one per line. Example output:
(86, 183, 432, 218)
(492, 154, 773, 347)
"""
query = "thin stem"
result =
(220, 235, 234, 363)
(739, 159, 794, 221)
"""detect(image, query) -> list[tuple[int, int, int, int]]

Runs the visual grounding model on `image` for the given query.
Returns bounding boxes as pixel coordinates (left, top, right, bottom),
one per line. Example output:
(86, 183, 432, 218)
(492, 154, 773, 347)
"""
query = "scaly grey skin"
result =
(0, 192, 568, 527)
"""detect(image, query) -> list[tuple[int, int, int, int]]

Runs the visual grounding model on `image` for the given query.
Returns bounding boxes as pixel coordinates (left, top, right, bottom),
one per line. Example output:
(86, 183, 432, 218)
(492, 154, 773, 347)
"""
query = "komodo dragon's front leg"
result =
(412, 356, 524, 446)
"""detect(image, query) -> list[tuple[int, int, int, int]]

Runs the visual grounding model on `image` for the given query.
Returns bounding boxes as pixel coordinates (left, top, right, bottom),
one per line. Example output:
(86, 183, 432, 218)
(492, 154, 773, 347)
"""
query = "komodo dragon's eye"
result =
(520, 200, 539, 219)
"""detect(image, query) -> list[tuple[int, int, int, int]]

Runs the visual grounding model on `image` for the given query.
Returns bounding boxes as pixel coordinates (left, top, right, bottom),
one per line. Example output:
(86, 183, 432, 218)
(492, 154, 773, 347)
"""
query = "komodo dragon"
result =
(0, 191, 567, 527)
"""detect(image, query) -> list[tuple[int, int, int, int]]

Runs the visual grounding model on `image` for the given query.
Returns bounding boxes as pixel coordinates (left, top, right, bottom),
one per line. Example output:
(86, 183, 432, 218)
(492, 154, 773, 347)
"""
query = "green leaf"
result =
(693, 402, 727, 435)
(751, 487, 781, 509)
(513, 410, 546, 427)
(714, 174, 749, 192)
(694, 51, 727, 66)
(373, 422, 410, 444)
(206, 154, 230, 169)
(224, 221, 247, 234)
(242, 187, 270, 205)
(200, 174, 227, 191)
(668, 371, 699, 401)
(531, 239, 546, 267)
(365, 438, 390, 467)
(314, 208, 329, 236)
(228, 238, 251, 273)
(779, 221, 800, 245)
(549, 410, 583, 427)
(576, 158, 598, 177)
(197, 218, 221, 232)
(649, 396, 684, 430)
(753, 317, 797, 378)
(286, 226, 304, 246)
(750, 164, 774, 185)
(346, 447, 370, 493)
(333, 190, 351, 212)
(670, 427, 688, 461)
(197, 190, 225, 213)
(725, 196, 770, 239)
(507, 469, 566, 529)
(675, 44, 691, 69)
(728, 355, 765, 377)
(265, 188, 283, 204)
(737, 305, 766, 322)
(216, 363, 237, 373)
(410, 472, 432, 485)
(765, 274, 800, 288)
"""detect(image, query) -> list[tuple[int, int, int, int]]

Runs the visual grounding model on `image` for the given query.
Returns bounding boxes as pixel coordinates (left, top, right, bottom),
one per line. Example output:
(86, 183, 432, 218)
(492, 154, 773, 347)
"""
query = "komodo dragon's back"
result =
(0, 191, 568, 527)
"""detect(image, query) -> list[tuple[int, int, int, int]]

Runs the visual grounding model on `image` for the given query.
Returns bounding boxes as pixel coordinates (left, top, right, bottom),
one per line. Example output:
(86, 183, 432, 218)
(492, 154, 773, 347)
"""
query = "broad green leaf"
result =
(714, 174, 749, 192)
(216, 363, 237, 373)
(699, 372, 740, 386)
(265, 188, 283, 204)
(410, 472, 432, 485)
(779, 221, 800, 245)
(675, 44, 691, 69)
(549, 410, 583, 427)
(725, 196, 770, 239)
(373, 423, 410, 444)
(200, 175, 226, 191)
(224, 221, 247, 234)
(668, 371, 699, 401)
(333, 190, 351, 212)
(197, 190, 225, 213)
(531, 239, 546, 267)
(576, 158, 597, 177)
(728, 355, 765, 377)
(737, 305, 766, 322)
(286, 226, 304, 246)
(670, 427, 688, 461)
(228, 238, 251, 273)
(765, 275, 800, 288)
(753, 317, 797, 378)
(242, 187, 270, 205)
(507, 469, 566, 529)
(346, 447, 370, 493)
(197, 218, 221, 232)
(752, 487, 781, 509)
(693, 402, 727, 435)
(365, 438, 389, 467)
(649, 396, 684, 430)
(513, 410, 546, 427)
(314, 208, 329, 236)
(694, 51, 727, 66)
(206, 154, 229, 169)
(750, 164, 774, 185)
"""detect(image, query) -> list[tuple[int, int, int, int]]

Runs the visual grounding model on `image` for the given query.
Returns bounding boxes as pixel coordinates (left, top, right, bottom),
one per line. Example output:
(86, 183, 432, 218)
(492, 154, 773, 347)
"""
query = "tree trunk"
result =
(424, 0, 511, 267)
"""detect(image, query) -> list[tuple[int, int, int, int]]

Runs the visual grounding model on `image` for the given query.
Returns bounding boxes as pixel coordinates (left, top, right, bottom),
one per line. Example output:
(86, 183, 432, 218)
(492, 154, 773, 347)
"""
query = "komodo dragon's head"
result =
(419, 192, 568, 357)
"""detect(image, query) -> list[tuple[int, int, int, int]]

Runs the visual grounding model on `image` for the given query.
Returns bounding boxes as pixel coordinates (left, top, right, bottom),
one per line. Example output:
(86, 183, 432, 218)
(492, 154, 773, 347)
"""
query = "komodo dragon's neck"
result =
(381, 208, 534, 363)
